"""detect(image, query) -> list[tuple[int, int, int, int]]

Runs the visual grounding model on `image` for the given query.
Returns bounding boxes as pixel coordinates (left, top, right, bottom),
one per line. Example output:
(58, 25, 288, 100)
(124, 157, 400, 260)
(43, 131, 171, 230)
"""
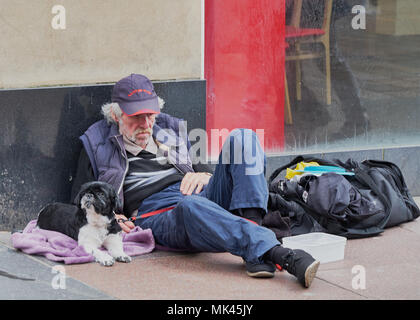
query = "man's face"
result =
(117, 112, 157, 147)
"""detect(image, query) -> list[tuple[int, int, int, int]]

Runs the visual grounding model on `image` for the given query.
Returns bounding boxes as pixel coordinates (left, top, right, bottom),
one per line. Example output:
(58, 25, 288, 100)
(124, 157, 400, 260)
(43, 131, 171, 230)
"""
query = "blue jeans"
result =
(135, 129, 279, 263)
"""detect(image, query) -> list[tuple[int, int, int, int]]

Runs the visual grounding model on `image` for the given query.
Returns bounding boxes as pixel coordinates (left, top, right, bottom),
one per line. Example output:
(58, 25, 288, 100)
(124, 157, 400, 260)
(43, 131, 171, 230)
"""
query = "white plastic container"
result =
(282, 232, 347, 263)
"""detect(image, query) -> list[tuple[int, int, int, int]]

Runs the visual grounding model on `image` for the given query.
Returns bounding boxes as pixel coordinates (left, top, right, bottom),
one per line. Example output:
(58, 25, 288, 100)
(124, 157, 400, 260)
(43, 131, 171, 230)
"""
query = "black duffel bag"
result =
(267, 156, 420, 239)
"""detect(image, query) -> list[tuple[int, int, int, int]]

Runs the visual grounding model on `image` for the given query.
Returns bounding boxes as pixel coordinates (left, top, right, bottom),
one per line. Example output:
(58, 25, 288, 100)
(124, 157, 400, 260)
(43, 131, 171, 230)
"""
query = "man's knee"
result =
(222, 129, 265, 176)
(223, 129, 260, 156)
(229, 128, 257, 141)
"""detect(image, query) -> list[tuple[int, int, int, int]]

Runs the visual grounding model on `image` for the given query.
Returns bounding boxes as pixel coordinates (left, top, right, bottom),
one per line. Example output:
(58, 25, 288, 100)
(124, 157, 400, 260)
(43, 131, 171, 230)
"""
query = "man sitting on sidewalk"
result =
(71, 73, 320, 288)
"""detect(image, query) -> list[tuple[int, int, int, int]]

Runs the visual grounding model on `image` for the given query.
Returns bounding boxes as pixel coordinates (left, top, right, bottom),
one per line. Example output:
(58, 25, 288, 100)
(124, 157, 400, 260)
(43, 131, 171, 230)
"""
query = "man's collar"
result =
(122, 134, 158, 156)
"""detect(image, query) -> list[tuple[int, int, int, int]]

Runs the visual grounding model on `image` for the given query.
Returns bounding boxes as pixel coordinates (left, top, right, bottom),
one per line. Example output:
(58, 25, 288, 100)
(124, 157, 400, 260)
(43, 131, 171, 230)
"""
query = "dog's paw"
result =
(116, 255, 132, 263)
(99, 257, 115, 267)
(95, 252, 115, 267)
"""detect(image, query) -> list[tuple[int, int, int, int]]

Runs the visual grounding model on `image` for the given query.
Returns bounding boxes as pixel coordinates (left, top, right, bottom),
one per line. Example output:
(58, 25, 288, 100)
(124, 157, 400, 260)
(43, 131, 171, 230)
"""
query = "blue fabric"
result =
(135, 129, 279, 263)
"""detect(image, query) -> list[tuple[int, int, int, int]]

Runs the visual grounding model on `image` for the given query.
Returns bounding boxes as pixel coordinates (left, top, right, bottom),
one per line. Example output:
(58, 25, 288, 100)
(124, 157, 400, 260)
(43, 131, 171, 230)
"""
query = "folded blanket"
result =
(11, 220, 155, 264)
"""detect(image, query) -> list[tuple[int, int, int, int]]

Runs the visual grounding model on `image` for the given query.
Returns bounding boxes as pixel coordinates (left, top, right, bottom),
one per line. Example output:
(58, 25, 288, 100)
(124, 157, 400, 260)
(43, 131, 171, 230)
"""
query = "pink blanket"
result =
(11, 220, 155, 264)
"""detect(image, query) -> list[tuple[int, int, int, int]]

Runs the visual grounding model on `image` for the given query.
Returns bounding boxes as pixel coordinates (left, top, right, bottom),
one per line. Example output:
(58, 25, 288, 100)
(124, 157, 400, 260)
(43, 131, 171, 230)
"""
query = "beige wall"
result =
(0, 0, 202, 89)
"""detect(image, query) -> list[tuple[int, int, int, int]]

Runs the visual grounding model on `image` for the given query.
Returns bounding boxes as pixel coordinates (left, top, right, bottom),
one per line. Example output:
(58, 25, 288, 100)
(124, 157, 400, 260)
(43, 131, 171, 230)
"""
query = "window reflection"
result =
(284, 0, 420, 153)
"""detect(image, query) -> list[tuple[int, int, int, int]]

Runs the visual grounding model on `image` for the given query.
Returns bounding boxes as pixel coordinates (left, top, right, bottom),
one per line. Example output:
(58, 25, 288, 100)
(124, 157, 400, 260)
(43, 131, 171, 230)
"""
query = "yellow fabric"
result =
(285, 161, 320, 180)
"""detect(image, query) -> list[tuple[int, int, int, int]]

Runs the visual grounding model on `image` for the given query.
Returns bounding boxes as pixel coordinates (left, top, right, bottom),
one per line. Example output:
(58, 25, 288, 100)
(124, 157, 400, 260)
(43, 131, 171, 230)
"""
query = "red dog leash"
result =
(117, 206, 176, 223)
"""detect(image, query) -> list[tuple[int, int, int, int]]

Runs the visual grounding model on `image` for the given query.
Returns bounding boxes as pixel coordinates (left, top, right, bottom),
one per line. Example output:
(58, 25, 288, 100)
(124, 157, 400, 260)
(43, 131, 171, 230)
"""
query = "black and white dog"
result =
(37, 181, 131, 266)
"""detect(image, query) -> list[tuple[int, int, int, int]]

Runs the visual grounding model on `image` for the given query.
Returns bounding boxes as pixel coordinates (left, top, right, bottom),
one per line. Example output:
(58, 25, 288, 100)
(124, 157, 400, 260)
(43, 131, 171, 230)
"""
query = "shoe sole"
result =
(246, 270, 275, 278)
(304, 260, 320, 288)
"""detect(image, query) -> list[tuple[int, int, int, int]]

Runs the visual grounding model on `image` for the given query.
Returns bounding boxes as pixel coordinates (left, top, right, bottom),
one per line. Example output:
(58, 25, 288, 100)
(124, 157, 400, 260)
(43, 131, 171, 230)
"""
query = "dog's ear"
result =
(73, 182, 94, 206)
(73, 189, 83, 206)
(73, 182, 91, 206)
(114, 194, 123, 213)
(110, 188, 123, 213)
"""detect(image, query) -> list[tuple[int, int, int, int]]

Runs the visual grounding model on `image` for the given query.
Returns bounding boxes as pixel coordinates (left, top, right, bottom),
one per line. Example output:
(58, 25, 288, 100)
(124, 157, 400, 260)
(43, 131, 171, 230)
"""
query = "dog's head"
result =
(74, 181, 121, 221)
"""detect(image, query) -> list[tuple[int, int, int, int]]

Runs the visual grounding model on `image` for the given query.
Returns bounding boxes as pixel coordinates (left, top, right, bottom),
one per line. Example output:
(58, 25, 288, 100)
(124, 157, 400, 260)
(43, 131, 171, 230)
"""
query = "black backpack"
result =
(267, 156, 420, 239)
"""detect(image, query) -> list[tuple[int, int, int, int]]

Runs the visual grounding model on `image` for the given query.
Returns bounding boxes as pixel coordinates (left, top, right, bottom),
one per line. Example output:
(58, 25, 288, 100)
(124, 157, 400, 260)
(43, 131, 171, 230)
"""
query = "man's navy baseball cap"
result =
(111, 73, 160, 116)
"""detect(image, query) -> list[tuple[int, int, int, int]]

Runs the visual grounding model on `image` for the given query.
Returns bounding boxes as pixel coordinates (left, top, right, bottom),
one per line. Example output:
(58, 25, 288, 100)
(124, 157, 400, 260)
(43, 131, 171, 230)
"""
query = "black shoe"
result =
(280, 249, 320, 288)
(245, 260, 276, 278)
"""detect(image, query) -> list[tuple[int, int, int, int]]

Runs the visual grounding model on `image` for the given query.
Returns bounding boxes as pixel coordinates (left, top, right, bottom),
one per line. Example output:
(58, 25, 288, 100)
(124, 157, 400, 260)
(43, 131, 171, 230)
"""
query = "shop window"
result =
(284, 0, 420, 153)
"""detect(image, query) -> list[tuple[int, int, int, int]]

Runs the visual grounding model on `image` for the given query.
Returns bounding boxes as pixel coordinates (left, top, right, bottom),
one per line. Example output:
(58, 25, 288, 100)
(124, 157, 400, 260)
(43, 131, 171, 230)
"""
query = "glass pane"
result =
(283, 0, 420, 153)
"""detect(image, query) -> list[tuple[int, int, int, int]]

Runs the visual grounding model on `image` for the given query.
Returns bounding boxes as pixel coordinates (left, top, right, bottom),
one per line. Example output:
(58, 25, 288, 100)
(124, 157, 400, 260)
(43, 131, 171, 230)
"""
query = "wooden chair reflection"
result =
(284, 42, 293, 124)
(285, 0, 334, 125)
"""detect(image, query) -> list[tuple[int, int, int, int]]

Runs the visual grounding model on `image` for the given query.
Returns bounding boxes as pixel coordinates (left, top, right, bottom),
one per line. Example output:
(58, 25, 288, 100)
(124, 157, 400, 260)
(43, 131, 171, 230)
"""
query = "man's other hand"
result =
(180, 172, 212, 195)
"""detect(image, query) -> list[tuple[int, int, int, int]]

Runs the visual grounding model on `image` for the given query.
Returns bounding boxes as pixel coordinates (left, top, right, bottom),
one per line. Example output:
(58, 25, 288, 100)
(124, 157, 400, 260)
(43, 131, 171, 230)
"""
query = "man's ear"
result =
(111, 110, 119, 123)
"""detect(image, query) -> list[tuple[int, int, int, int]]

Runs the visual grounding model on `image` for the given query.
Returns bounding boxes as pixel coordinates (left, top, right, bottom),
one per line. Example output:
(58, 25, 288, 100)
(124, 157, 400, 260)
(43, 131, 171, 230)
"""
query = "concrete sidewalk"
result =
(1, 199, 420, 300)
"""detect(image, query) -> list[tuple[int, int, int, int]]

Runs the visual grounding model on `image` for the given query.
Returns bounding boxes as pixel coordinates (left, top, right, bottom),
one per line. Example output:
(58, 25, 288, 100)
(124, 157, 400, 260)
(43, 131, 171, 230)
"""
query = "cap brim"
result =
(119, 97, 160, 116)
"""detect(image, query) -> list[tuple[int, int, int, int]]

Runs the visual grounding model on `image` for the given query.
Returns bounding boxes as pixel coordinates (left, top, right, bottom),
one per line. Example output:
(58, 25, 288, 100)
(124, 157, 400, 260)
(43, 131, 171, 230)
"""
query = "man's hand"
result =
(115, 214, 135, 233)
(180, 172, 212, 195)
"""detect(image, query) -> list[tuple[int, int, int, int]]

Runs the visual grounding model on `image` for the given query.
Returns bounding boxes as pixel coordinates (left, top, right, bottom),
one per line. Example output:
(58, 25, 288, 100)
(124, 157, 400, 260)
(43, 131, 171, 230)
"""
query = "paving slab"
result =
(0, 236, 113, 300)
(63, 251, 363, 300)
(315, 219, 420, 299)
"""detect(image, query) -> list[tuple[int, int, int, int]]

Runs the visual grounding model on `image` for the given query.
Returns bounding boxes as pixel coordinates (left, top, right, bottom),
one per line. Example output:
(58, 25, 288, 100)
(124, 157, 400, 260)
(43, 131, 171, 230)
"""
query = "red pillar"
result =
(205, 0, 286, 156)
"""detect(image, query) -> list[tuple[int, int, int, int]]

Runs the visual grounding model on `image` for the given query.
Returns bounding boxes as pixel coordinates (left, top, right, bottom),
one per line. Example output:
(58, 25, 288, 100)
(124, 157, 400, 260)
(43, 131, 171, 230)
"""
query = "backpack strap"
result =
(339, 226, 384, 239)
(268, 155, 340, 184)
(268, 156, 305, 184)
